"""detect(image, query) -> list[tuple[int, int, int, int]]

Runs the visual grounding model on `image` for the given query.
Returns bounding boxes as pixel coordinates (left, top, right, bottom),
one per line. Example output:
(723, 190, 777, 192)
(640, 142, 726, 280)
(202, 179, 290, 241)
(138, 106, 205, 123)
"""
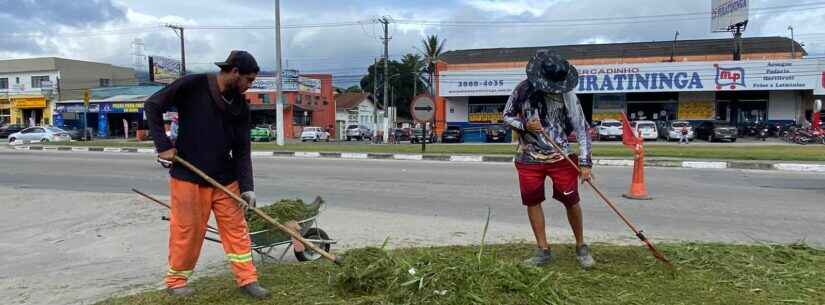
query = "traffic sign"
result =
(411, 94, 435, 122)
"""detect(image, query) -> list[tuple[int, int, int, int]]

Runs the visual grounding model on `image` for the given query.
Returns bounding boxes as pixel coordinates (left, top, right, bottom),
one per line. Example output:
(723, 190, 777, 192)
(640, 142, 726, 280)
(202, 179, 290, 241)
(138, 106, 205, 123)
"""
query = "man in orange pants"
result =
(145, 50, 270, 299)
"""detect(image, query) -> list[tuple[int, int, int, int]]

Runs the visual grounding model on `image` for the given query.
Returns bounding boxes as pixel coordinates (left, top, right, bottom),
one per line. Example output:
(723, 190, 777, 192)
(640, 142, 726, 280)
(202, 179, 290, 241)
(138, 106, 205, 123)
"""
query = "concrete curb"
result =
(6, 145, 825, 173)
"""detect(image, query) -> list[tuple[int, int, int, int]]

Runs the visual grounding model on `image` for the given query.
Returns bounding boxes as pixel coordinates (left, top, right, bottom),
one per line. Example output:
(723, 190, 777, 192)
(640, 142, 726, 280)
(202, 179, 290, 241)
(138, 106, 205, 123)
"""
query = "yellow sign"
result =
(678, 101, 715, 120)
(469, 112, 503, 123)
(592, 112, 623, 122)
(13, 98, 47, 109)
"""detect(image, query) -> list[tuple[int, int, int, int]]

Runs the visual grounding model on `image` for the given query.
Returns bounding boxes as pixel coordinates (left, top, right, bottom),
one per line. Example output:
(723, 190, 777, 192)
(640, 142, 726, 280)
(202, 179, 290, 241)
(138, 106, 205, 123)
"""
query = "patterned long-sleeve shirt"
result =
(503, 80, 592, 167)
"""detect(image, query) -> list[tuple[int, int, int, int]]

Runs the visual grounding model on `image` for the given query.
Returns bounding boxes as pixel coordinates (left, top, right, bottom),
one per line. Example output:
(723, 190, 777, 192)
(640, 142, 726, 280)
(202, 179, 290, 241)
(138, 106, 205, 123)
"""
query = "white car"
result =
(300, 127, 330, 142)
(8, 126, 72, 144)
(597, 120, 623, 141)
(631, 120, 658, 141)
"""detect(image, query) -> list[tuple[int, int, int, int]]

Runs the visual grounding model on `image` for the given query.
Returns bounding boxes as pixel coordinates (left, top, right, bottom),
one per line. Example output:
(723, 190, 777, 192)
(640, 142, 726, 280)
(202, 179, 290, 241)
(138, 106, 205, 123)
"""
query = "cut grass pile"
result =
(245, 198, 322, 244)
(97, 242, 825, 305)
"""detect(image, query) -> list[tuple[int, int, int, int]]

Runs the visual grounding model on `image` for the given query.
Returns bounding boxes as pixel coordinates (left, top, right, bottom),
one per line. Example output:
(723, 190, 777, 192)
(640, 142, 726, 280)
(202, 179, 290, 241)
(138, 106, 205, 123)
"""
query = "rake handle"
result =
(173, 156, 341, 265)
(538, 130, 672, 267)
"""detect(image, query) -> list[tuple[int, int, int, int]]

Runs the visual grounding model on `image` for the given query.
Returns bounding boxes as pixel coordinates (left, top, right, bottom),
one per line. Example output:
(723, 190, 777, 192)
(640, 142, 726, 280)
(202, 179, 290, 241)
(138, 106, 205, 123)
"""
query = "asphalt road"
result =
(3, 149, 824, 246)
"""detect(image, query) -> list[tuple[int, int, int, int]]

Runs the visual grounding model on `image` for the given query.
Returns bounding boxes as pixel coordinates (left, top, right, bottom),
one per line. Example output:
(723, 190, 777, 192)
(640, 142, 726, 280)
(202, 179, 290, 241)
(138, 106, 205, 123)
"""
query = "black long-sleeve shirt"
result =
(144, 73, 254, 193)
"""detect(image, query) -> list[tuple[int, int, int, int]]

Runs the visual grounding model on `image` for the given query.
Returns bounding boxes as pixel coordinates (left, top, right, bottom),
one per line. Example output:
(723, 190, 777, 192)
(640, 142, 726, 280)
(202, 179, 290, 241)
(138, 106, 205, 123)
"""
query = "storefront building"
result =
(1, 57, 137, 127)
(245, 71, 335, 139)
(434, 36, 816, 141)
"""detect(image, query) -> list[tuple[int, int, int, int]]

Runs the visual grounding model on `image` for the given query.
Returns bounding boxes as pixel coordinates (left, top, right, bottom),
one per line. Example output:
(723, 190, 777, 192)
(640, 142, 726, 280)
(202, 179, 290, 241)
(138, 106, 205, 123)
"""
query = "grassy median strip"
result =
(97, 243, 824, 305)
(43, 140, 825, 161)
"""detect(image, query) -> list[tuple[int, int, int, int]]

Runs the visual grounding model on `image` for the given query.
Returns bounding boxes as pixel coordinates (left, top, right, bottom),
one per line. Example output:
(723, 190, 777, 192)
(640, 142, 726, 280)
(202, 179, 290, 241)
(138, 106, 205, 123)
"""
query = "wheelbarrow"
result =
(135, 189, 337, 263)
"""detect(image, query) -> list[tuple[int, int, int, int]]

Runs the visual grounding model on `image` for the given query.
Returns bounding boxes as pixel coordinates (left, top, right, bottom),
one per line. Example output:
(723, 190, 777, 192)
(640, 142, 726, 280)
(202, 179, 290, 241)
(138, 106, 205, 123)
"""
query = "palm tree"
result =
(420, 35, 446, 93)
(400, 53, 426, 95)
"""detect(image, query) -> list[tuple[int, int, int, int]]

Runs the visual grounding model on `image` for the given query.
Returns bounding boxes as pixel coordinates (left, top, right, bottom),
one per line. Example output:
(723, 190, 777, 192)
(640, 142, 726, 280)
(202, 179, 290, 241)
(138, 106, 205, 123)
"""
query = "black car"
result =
(58, 125, 85, 140)
(441, 126, 464, 143)
(695, 121, 738, 142)
(0, 124, 25, 138)
(485, 125, 508, 143)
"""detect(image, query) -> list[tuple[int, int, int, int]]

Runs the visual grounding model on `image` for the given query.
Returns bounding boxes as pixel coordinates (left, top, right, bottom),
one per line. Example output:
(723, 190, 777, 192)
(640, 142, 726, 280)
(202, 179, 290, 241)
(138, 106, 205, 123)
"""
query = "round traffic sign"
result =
(411, 95, 435, 122)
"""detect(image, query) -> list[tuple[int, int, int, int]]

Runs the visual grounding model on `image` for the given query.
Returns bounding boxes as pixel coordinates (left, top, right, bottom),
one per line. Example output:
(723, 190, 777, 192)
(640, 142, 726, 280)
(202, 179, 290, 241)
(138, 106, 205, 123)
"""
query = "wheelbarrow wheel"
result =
(294, 228, 330, 262)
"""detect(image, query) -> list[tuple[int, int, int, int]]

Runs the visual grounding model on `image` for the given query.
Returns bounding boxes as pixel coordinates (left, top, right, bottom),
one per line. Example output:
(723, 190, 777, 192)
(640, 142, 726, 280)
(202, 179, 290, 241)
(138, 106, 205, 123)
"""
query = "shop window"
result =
(99, 78, 111, 87)
(31, 76, 50, 88)
(260, 94, 270, 104)
(0, 78, 7, 89)
(296, 95, 302, 104)
(323, 100, 328, 105)
(15, 77, 20, 84)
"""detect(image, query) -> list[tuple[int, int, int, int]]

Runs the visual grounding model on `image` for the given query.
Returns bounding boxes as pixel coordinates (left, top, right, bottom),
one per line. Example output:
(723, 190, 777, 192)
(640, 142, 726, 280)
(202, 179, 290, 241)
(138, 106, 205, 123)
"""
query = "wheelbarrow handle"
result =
(173, 156, 342, 265)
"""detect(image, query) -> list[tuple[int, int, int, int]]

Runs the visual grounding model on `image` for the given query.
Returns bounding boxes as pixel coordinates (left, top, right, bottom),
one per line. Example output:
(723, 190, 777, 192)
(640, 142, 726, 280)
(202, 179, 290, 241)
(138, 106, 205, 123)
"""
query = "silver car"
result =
(8, 127, 73, 143)
(660, 121, 695, 141)
(345, 125, 372, 141)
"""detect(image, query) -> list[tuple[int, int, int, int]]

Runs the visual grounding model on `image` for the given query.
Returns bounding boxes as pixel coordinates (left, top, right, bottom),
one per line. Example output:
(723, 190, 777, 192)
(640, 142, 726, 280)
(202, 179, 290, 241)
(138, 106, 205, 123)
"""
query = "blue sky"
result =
(1, 0, 823, 87)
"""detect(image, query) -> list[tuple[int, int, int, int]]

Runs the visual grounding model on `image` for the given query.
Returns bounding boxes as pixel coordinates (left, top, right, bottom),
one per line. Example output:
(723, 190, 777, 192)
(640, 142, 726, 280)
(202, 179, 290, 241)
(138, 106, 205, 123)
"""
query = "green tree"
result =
(421, 34, 446, 91)
(345, 85, 362, 93)
(360, 55, 426, 119)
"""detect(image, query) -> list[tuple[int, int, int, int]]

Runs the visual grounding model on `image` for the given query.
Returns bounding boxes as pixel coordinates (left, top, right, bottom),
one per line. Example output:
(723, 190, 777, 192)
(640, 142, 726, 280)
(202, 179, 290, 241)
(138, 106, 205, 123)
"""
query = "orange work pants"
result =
(165, 178, 257, 288)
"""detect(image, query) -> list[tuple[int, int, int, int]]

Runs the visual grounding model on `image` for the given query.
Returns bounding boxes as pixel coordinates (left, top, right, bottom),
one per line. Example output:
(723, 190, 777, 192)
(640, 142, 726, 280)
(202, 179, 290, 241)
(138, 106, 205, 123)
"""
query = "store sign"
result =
(13, 98, 46, 108)
(247, 71, 321, 94)
(711, 0, 748, 32)
(439, 59, 820, 97)
(298, 77, 322, 94)
(149, 56, 181, 84)
(110, 102, 143, 113)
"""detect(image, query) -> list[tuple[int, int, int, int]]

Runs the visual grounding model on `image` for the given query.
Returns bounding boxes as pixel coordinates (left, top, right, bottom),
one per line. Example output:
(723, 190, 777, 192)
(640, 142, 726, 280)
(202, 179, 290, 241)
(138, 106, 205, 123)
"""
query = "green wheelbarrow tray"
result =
(205, 197, 337, 262)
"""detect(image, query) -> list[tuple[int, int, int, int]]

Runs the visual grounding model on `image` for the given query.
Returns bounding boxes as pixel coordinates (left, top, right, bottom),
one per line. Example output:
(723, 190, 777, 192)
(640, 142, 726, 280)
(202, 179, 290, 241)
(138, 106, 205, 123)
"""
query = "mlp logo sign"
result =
(715, 64, 745, 90)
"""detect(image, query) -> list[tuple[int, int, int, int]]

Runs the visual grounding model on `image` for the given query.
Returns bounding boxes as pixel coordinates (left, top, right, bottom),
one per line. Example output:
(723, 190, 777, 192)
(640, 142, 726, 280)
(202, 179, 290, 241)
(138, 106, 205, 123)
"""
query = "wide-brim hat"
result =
(526, 50, 578, 93)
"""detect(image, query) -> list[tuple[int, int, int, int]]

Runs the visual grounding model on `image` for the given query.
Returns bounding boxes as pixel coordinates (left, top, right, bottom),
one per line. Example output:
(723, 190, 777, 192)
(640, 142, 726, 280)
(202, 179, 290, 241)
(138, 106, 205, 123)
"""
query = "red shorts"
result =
(515, 155, 580, 208)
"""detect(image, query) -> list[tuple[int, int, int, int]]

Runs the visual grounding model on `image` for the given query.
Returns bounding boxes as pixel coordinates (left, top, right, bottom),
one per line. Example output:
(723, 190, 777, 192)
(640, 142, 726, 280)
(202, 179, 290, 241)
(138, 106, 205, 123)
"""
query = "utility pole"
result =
(788, 26, 796, 59)
(732, 23, 744, 61)
(275, 0, 285, 146)
(166, 25, 186, 76)
(669, 31, 679, 62)
(379, 17, 391, 143)
(372, 57, 379, 142)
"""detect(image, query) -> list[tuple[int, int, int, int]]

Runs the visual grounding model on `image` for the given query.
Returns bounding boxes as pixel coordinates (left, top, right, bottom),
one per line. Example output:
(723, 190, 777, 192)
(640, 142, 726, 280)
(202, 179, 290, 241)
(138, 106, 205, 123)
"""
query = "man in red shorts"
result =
(503, 50, 595, 268)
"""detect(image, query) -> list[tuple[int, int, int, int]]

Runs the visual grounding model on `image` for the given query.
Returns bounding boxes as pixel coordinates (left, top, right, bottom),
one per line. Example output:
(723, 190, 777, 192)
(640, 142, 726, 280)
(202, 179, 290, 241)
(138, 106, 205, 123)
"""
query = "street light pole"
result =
(275, 0, 285, 146)
(788, 26, 795, 59)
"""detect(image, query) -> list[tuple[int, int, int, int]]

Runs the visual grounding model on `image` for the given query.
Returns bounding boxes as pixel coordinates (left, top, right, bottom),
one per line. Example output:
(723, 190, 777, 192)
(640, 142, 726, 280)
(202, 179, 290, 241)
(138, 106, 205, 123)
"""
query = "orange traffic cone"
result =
(623, 144, 652, 200)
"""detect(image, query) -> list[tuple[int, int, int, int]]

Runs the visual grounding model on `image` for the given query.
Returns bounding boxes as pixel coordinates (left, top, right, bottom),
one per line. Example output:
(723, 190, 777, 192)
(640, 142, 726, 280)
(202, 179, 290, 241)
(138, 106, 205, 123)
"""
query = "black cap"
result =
(215, 50, 260, 74)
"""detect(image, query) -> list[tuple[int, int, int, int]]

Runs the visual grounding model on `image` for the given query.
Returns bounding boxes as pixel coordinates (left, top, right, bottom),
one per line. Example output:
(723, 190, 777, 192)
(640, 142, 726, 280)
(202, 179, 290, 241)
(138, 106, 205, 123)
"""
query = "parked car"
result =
(392, 128, 411, 142)
(411, 126, 437, 144)
(441, 126, 464, 143)
(300, 127, 330, 142)
(631, 120, 658, 141)
(660, 121, 695, 142)
(597, 120, 623, 141)
(0, 124, 26, 138)
(695, 121, 738, 142)
(345, 125, 372, 141)
(57, 125, 86, 140)
(485, 125, 508, 143)
(250, 126, 275, 142)
(8, 126, 72, 143)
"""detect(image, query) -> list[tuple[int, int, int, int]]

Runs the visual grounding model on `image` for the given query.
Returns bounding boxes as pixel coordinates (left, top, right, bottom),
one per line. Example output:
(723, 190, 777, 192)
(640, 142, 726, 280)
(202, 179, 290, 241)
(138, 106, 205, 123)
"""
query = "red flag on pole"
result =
(621, 112, 641, 148)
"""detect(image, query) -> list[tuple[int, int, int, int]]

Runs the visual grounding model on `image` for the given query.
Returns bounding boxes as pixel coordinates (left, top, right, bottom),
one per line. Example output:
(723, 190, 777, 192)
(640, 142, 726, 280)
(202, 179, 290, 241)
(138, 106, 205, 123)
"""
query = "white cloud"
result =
(462, 0, 570, 17)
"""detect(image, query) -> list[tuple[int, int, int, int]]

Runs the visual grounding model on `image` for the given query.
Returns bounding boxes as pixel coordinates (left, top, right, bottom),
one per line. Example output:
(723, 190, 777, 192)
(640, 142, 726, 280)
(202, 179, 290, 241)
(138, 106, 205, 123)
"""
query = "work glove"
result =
(240, 191, 256, 211)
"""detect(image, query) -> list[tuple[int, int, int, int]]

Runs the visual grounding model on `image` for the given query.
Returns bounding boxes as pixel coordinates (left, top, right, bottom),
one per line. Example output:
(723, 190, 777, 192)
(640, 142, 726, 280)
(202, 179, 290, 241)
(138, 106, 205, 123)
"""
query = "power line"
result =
(394, 2, 825, 27)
